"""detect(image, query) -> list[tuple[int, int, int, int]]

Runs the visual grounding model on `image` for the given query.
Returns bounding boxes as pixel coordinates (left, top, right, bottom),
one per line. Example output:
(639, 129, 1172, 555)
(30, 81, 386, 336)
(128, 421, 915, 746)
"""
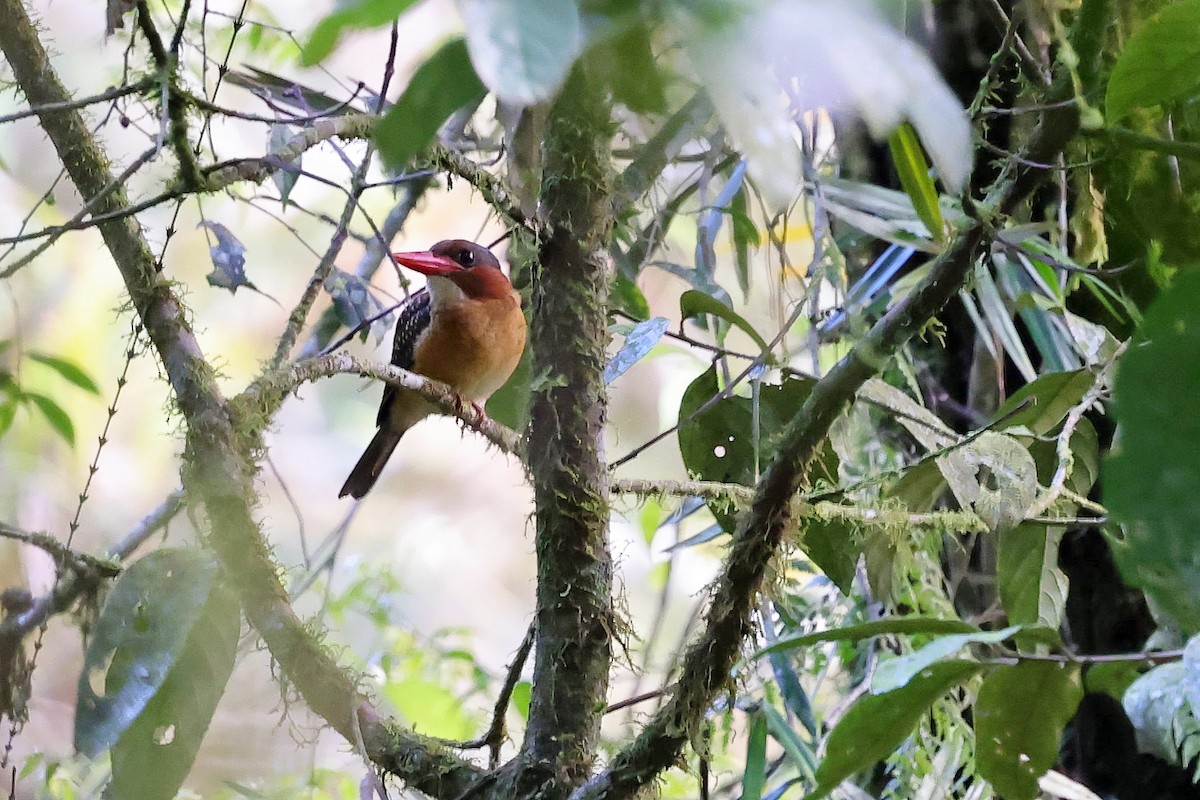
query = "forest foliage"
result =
(2, 0, 1200, 799)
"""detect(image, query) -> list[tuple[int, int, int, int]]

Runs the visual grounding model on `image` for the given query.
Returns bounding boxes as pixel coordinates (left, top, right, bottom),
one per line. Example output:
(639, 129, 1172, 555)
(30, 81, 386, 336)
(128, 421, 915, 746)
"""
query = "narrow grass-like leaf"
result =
(28, 353, 101, 394)
(24, 392, 74, 446)
(743, 708, 768, 800)
(871, 625, 1021, 694)
(888, 123, 944, 242)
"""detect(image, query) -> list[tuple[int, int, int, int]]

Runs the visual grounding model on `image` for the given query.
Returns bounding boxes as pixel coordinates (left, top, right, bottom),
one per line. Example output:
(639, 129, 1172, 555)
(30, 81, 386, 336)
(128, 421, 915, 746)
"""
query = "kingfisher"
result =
(339, 239, 527, 499)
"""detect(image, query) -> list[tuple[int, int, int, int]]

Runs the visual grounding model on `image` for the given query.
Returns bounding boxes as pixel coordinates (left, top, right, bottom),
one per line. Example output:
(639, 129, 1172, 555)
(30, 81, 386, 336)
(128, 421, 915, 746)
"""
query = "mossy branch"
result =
(572, 75, 1081, 800)
(0, 3, 484, 796)
(258, 352, 525, 458)
(510, 67, 616, 795)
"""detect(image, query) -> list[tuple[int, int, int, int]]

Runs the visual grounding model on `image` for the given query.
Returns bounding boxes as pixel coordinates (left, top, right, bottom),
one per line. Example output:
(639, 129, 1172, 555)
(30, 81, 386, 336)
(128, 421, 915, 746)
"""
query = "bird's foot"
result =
(452, 395, 488, 426)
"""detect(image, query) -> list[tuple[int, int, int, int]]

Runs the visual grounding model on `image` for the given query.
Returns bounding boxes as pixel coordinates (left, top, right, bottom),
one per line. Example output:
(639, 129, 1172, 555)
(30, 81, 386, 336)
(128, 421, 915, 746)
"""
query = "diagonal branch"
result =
(571, 81, 1081, 800)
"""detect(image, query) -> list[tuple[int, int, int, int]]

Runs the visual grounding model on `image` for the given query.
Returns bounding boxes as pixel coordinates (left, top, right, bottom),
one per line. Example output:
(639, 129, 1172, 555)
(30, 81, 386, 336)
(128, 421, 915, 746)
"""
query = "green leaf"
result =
(611, 271, 650, 319)
(743, 709, 768, 800)
(798, 516, 859, 595)
(1123, 661, 1200, 766)
(456, 0, 582, 105)
(871, 626, 1021, 694)
(110, 579, 240, 800)
(511, 680, 531, 720)
(24, 392, 75, 446)
(374, 38, 487, 169)
(0, 400, 17, 439)
(678, 366, 825, 532)
(762, 703, 817, 780)
(585, 12, 665, 114)
(991, 369, 1093, 437)
(301, 0, 421, 65)
(805, 660, 984, 800)
(729, 185, 756, 298)
(268, 124, 300, 205)
(75, 550, 225, 758)
(605, 317, 668, 384)
(1106, 270, 1200, 632)
(754, 616, 978, 658)
(679, 289, 770, 352)
(1106, 0, 1200, 121)
(976, 662, 1082, 800)
(888, 123, 944, 241)
(998, 524, 1068, 638)
(28, 353, 101, 395)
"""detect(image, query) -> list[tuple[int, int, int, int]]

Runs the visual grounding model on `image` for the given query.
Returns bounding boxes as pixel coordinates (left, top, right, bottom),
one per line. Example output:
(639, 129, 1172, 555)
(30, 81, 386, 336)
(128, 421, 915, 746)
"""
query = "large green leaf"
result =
(677, 365, 825, 532)
(301, 0, 422, 64)
(871, 626, 1021, 694)
(975, 661, 1082, 800)
(754, 616, 978, 659)
(75, 550, 232, 758)
(1123, 660, 1200, 769)
(991, 369, 1093, 437)
(998, 523, 1068, 639)
(1106, 270, 1200, 632)
(456, 0, 582, 105)
(805, 660, 984, 799)
(110, 580, 240, 800)
(374, 38, 487, 169)
(1107, 0, 1200, 121)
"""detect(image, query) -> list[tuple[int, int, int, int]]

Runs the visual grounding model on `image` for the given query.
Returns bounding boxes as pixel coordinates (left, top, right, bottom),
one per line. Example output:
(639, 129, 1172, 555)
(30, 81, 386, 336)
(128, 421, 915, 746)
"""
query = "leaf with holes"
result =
(678, 365, 826, 532)
(806, 660, 984, 800)
(75, 549, 229, 759)
(109, 578, 239, 800)
(976, 661, 1082, 800)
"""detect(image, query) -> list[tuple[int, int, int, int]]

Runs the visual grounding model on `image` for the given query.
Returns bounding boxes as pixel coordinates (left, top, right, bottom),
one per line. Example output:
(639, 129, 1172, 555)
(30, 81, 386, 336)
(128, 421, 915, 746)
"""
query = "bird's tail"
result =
(338, 430, 402, 499)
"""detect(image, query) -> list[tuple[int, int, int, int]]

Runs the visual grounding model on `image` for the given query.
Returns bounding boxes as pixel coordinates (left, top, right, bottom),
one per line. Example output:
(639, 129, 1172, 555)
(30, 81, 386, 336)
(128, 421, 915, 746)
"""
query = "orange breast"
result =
(412, 294, 526, 402)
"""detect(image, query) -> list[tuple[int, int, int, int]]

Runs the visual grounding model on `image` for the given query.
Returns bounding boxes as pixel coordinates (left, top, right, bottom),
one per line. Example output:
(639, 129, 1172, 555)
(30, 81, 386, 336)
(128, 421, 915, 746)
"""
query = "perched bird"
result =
(339, 240, 526, 499)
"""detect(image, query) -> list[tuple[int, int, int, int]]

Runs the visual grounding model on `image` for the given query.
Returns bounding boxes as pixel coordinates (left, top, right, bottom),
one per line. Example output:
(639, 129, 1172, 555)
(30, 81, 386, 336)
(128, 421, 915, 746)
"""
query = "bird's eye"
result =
(457, 249, 475, 267)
